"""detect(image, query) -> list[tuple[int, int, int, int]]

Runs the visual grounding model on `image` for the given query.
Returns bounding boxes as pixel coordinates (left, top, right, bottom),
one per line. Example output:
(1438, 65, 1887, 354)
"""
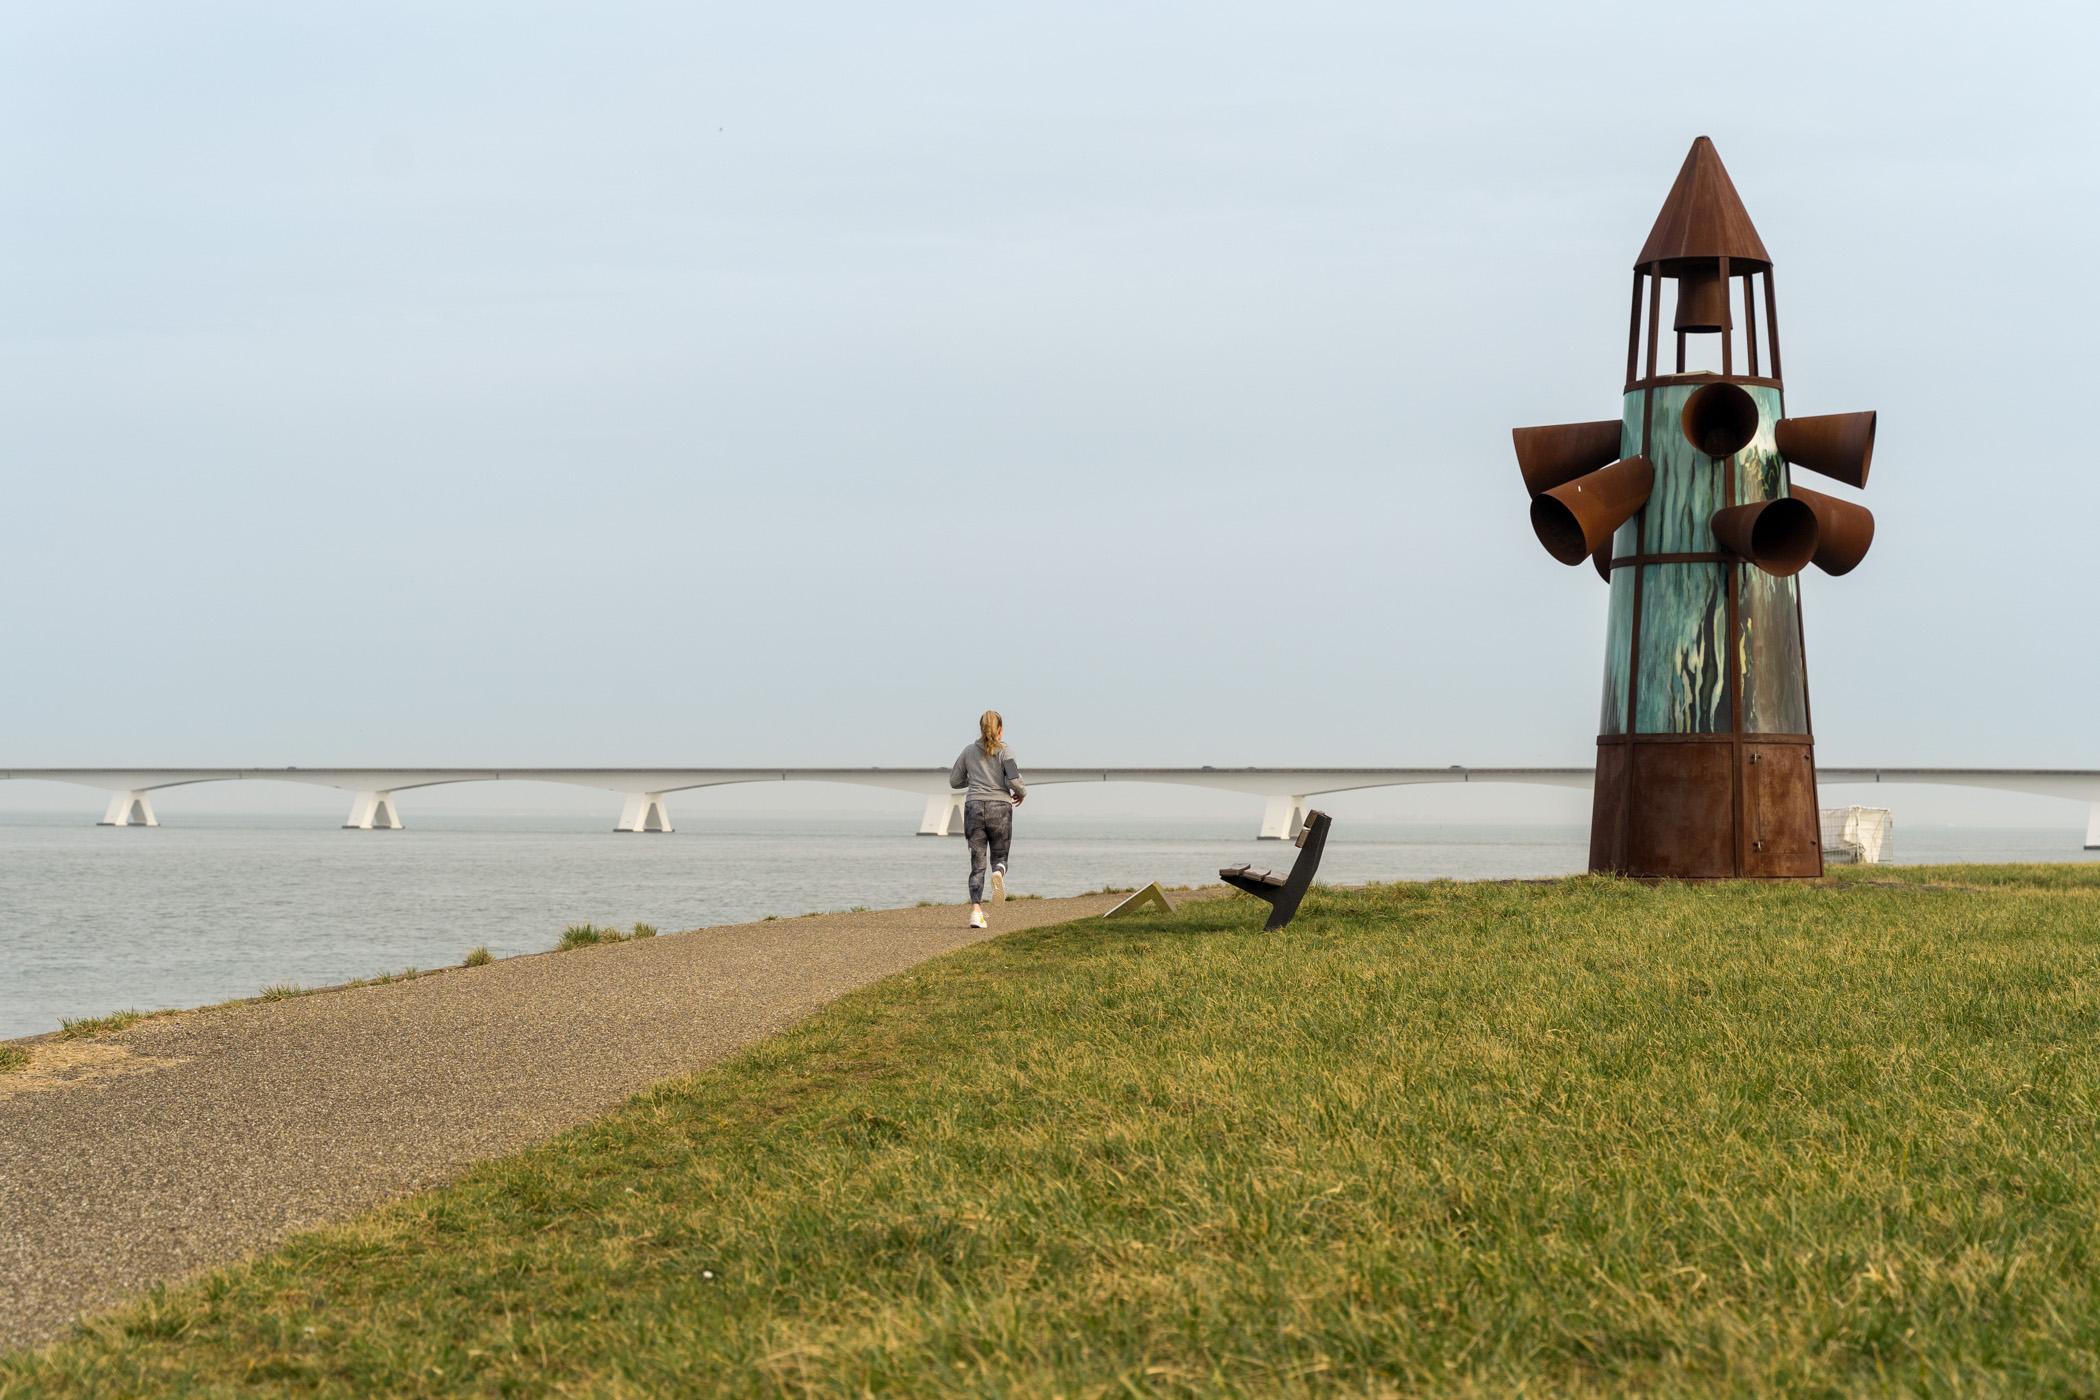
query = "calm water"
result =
(2, 812, 2092, 1040)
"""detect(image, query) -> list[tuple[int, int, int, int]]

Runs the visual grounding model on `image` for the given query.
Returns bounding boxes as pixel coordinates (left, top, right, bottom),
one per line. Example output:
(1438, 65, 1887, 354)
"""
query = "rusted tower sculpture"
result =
(1515, 137, 1878, 878)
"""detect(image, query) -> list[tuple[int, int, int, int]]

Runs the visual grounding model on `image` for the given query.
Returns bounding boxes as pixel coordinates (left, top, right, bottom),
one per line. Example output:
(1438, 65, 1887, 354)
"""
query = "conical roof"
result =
(1636, 136, 1770, 272)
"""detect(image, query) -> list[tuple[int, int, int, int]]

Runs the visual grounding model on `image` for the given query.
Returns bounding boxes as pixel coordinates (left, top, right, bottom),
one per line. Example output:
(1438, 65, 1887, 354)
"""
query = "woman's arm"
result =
(949, 748, 969, 790)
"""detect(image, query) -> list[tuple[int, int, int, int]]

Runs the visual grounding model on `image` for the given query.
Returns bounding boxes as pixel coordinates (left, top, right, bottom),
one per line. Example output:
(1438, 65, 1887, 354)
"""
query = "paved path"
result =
(0, 893, 1154, 1352)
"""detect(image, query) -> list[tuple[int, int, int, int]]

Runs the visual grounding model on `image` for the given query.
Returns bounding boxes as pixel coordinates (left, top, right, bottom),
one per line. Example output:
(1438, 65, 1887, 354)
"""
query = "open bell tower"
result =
(1513, 137, 1881, 879)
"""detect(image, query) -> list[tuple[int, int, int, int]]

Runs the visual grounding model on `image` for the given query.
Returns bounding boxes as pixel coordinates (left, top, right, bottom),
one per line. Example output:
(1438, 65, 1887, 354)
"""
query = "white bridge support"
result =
(342, 791, 403, 830)
(1258, 795, 1314, 841)
(616, 792, 674, 834)
(98, 790, 159, 827)
(918, 791, 967, 837)
(5, 766, 2096, 850)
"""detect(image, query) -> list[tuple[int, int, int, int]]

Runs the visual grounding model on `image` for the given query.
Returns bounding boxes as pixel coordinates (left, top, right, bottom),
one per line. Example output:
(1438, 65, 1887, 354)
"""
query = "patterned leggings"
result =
(965, 799, 1013, 902)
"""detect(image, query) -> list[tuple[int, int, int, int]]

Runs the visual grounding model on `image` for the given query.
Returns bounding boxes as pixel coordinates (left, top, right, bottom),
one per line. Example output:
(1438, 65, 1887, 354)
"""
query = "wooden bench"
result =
(1219, 809, 1331, 931)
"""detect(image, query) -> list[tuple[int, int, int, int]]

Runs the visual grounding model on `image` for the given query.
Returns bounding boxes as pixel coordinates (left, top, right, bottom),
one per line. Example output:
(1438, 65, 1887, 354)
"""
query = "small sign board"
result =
(1103, 882, 1174, 917)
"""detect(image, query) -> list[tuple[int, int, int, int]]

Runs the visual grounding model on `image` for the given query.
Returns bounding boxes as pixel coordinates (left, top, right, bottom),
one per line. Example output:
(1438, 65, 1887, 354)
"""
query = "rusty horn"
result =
(1787, 484, 1876, 576)
(1709, 497, 1819, 577)
(1775, 410, 1876, 489)
(1591, 543, 1613, 583)
(1680, 381, 1761, 457)
(1513, 420, 1624, 497)
(1530, 455, 1654, 566)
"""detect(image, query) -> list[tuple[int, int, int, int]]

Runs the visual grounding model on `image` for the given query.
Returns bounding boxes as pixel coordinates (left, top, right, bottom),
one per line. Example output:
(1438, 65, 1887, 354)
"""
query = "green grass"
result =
(556, 921, 660, 951)
(9, 867, 2100, 1394)
(462, 947, 492, 968)
(56, 1010, 150, 1039)
(257, 983, 309, 1001)
(1831, 861, 2100, 891)
(556, 922, 622, 950)
(0, 1045, 28, 1074)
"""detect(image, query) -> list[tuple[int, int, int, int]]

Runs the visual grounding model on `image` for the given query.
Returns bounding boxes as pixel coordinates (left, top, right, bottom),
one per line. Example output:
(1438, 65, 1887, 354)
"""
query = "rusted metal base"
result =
(1590, 735, 1822, 879)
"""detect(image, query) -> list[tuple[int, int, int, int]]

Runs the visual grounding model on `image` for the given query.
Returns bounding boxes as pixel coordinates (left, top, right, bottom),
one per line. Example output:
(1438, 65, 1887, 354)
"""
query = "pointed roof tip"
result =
(1636, 136, 1771, 272)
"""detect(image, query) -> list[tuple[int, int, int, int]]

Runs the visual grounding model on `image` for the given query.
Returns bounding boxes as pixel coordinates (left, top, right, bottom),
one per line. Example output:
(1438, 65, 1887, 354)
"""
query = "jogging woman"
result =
(949, 710, 1026, 929)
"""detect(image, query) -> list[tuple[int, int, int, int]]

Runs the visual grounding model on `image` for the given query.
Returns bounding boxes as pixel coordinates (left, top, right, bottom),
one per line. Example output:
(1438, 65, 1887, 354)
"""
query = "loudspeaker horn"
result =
(1680, 381, 1761, 458)
(1513, 420, 1623, 497)
(1788, 485, 1876, 576)
(1709, 497, 1819, 577)
(1775, 411, 1876, 489)
(1530, 456, 1654, 566)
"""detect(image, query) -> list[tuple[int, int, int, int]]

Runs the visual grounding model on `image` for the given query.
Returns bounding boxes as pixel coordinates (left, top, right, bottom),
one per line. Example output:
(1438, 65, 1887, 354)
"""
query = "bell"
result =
(1672, 265, 1733, 334)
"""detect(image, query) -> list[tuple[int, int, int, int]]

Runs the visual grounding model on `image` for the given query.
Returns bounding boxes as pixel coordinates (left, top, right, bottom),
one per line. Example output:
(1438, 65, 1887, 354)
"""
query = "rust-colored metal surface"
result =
(1513, 419, 1624, 496)
(1635, 135, 1771, 272)
(1530, 455, 1653, 565)
(1776, 411, 1877, 489)
(1710, 497, 1819, 577)
(1513, 136, 1881, 880)
(1624, 741, 1735, 878)
(1680, 381, 1760, 456)
(1789, 485, 1876, 576)
(1589, 742, 1630, 871)
(1672, 265, 1734, 333)
(1740, 743, 1823, 877)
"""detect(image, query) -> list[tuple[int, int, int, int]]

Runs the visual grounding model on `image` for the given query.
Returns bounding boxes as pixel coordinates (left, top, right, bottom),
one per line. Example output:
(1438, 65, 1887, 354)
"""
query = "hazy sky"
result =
(2, 1, 2094, 825)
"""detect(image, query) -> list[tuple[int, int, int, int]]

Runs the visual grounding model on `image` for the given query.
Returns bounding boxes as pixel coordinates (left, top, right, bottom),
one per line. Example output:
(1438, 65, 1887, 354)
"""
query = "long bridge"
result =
(3, 767, 2096, 848)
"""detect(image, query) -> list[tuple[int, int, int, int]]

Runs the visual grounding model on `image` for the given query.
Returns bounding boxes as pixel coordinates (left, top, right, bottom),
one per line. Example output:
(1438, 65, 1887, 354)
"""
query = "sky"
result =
(1, 1, 2094, 827)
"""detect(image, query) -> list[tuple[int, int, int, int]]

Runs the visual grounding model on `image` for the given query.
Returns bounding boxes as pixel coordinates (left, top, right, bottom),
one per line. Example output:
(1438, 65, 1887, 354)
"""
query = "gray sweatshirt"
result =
(950, 744, 1026, 804)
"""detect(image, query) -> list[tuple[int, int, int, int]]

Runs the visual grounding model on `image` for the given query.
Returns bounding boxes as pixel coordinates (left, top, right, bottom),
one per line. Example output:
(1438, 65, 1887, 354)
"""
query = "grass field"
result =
(7, 867, 2100, 1395)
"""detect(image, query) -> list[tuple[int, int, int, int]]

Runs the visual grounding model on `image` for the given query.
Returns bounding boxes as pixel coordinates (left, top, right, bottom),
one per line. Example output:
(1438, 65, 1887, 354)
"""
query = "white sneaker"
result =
(970, 909, 988, 929)
(990, 866, 1006, 903)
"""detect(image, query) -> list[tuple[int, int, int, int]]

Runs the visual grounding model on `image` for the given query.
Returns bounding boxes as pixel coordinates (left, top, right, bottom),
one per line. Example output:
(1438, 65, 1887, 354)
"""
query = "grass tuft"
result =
(556, 923, 624, 951)
(462, 947, 492, 968)
(257, 984, 308, 1001)
(0, 1045, 28, 1074)
(58, 1010, 146, 1039)
(629, 923, 657, 940)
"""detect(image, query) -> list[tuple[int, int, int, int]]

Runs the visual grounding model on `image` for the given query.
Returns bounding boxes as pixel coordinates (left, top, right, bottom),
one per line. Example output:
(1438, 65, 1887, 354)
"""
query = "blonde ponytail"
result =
(979, 710, 1005, 757)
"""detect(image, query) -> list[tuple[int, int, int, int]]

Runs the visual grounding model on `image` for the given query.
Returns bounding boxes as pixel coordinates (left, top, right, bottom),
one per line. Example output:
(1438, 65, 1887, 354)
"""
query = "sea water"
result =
(0, 812, 2091, 1039)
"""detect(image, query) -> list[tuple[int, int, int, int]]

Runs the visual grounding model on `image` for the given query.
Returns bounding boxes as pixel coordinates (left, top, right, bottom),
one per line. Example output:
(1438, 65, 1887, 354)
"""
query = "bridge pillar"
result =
(343, 791, 403, 830)
(1258, 795, 1313, 841)
(616, 792, 673, 833)
(98, 791, 159, 827)
(2086, 802, 2099, 851)
(918, 791, 966, 837)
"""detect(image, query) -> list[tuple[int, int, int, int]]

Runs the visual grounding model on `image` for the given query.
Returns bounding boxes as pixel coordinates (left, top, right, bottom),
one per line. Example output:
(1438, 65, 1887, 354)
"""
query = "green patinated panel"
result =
(1618, 384, 1726, 554)
(1605, 379, 1806, 737)
(1739, 565, 1807, 732)
(1635, 563, 1730, 733)
(1598, 565, 1635, 735)
(1735, 385, 1787, 504)
(1611, 394, 1644, 560)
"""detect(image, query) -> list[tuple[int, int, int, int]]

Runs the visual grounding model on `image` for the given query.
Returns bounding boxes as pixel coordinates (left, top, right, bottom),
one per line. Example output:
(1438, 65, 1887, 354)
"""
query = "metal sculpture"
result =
(1515, 137, 1878, 879)
(1220, 809, 1331, 929)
